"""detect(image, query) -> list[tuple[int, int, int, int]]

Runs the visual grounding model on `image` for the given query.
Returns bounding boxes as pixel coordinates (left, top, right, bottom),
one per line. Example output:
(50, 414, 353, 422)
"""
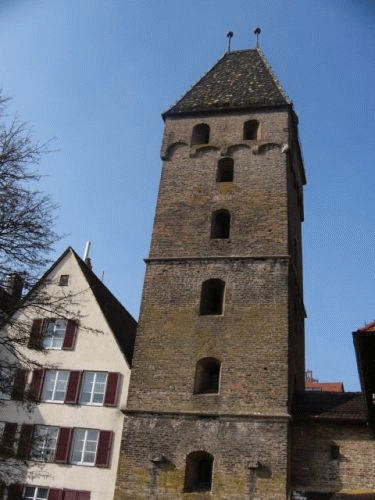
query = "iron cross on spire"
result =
(254, 27, 261, 48)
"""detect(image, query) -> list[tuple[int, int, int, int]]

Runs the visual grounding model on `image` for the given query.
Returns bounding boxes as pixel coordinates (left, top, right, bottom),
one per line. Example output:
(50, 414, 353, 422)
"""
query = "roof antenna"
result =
(254, 27, 261, 48)
(226, 31, 233, 53)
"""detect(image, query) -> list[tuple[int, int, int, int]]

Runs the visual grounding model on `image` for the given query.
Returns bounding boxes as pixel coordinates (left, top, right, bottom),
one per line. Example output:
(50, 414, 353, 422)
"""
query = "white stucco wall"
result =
(0, 250, 133, 500)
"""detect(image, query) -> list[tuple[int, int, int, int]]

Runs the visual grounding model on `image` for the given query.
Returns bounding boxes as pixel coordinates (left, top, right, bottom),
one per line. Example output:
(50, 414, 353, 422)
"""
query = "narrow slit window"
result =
(200, 279, 225, 316)
(217, 158, 233, 182)
(191, 123, 210, 146)
(243, 120, 259, 140)
(194, 358, 220, 394)
(330, 444, 340, 460)
(184, 451, 214, 492)
(211, 210, 230, 239)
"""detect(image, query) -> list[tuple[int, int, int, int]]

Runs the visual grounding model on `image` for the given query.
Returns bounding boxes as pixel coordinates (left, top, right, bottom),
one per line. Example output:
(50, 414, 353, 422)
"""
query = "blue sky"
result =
(0, 0, 374, 391)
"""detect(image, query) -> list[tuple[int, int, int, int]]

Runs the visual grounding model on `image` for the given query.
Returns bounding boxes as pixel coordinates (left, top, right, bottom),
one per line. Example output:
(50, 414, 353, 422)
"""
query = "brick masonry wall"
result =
(151, 110, 290, 260)
(291, 420, 375, 495)
(127, 258, 290, 415)
(115, 413, 290, 500)
(117, 107, 306, 499)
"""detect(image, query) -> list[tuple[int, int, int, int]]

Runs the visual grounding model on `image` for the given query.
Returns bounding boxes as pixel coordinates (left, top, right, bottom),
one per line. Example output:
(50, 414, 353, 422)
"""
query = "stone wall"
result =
(292, 420, 375, 495)
(115, 413, 289, 500)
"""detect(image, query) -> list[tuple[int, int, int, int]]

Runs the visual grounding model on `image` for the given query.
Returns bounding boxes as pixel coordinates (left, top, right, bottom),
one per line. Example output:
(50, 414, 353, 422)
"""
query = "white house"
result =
(0, 247, 137, 500)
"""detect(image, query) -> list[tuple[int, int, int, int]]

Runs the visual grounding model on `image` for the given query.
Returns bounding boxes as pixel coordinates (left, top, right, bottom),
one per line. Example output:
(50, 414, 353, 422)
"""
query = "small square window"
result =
(41, 370, 69, 403)
(58, 275, 69, 286)
(31, 426, 59, 462)
(42, 319, 67, 350)
(70, 428, 99, 466)
(80, 372, 108, 406)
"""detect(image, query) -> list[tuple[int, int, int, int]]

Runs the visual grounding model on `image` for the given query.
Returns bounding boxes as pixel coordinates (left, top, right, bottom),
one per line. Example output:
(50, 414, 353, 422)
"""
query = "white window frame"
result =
(70, 428, 99, 466)
(23, 487, 49, 500)
(41, 370, 69, 403)
(31, 425, 59, 462)
(79, 372, 108, 406)
(42, 319, 67, 349)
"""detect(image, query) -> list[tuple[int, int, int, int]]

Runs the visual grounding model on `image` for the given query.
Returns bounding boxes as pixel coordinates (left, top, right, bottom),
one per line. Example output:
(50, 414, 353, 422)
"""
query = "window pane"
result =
(42, 320, 67, 349)
(0, 368, 14, 400)
(80, 372, 107, 405)
(41, 371, 69, 402)
(24, 487, 35, 499)
(36, 488, 49, 499)
(70, 429, 99, 465)
(32, 426, 59, 461)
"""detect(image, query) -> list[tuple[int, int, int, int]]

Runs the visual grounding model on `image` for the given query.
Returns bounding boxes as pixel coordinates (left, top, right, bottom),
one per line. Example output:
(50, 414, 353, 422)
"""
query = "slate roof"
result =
(164, 49, 290, 117)
(292, 391, 366, 421)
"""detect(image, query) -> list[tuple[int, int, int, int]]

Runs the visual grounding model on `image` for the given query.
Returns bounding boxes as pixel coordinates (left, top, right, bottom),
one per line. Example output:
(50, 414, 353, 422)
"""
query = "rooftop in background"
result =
(164, 49, 290, 117)
(305, 370, 345, 393)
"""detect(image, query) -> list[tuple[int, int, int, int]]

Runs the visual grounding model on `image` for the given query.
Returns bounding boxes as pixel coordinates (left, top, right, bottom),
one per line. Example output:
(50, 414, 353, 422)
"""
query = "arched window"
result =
(243, 120, 259, 140)
(200, 279, 225, 316)
(211, 210, 230, 239)
(184, 451, 214, 492)
(194, 358, 221, 394)
(217, 158, 233, 182)
(191, 123, 210, 146)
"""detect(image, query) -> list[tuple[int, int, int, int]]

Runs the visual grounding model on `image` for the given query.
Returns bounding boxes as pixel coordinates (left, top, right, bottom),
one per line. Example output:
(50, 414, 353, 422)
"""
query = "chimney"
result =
(4, 273, 23, 301)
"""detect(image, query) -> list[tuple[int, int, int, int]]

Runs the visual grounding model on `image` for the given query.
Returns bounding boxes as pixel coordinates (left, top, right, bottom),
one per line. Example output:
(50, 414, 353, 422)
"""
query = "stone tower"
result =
(116, 49, 306, 499)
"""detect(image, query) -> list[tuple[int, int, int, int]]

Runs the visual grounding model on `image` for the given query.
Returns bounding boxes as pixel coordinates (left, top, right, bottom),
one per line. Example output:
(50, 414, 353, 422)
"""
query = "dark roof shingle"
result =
(292, 391, 366, 421)
(165, 49, 290, 116)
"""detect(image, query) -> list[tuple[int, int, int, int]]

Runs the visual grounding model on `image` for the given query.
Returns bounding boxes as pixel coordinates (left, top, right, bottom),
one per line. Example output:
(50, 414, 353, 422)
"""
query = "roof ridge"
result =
(256, 48, 291, 104)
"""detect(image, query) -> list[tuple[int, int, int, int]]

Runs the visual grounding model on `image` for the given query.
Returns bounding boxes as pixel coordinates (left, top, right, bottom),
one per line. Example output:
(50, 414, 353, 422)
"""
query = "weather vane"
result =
(254, 27, 261, 48)
(226, 31, 234, 53)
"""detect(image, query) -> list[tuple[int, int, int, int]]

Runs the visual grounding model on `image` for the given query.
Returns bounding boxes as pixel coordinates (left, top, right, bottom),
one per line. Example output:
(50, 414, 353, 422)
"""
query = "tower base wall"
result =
(115, 413, 290, 500)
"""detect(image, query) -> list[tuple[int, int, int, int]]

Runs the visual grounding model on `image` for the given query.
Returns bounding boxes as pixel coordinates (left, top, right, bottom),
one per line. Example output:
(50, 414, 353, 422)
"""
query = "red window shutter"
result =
(95, 430, 113, 467)
(7, 484, 23, 500)
(2, 422, 17, 454)
(65, 371, 82, 404)
(62, 490, 77, 500)
(29, 369, 45, 402)
(104, 373, 121, 407)
(77, 492, 90, 500)
(55, 427, 72, 463)
(17, 424, 34, 459)
(11, 369, 28, 401)
(28, 318, 44, 349)
(48, 489, 63, 500)
(62, 320, 78, 350)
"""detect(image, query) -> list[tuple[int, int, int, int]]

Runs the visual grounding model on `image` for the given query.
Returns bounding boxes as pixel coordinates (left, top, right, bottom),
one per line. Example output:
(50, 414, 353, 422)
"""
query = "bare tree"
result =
(0, 92, 59, 291)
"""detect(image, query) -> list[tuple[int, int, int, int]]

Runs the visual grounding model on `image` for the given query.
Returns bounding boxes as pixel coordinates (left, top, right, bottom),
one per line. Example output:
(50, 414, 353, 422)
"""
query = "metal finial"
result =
(254, 27, 261, 48)
(226, 31, 234, 53)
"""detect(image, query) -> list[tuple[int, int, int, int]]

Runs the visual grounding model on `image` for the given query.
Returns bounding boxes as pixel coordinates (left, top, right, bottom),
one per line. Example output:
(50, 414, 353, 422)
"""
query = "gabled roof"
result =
(164, 49, 290, 117)
(70, 249, 137, 367)
(17, 247, 137, 367)
(292, 391, 366, 422)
